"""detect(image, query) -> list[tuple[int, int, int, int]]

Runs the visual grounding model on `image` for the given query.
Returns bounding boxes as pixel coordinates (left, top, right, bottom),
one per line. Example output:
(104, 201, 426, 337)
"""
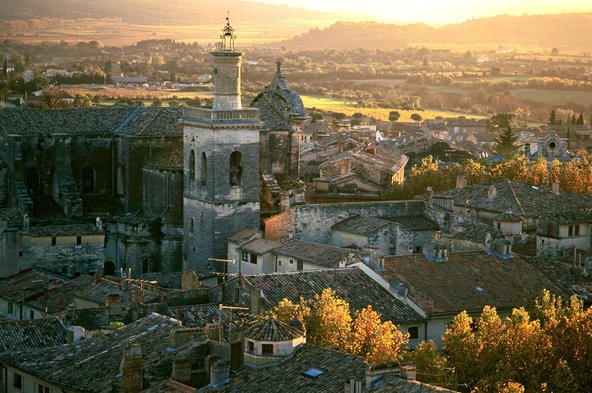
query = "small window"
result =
(248, 340, 254, 352)
(38, 384, 50, 393)
(189, 150, 196, 180)
(262, 343, 273, 355)
(278, 260, 282, 266)
(229, 151, 243, 186)
(575, 224, 580, 236)
(496, 222, 501, 230)
(190, 218, 194, 234)
(289, 259, 294, 264)
(297, 260, 303, 271)
(250, 254, 258, 264)
(8, 302, 14, 314)
(234, 287, 240, 303)
(51, 237, 57, 246)
(13, 373, 22, 389)
(408, 326, 419, 340)
(76, 236, 82, 245)
(241, 252, 249, 262)
(30, 310, 35, 320)
(569, 225, 574, 236)
(201, 152, 207, 186)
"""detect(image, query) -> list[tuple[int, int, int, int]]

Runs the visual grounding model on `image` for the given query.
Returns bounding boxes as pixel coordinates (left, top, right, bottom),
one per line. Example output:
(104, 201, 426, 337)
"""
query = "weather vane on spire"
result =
(219, 11, 236, 51)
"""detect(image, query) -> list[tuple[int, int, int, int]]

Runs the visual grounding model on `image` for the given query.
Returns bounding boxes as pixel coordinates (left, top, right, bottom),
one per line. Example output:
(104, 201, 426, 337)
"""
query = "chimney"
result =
(209, 359, 231, 387)
(487, 185, 497, 200)
(365, 364, 400, 386)
(181, 270, 200, 290)
(171, 354, 192, 386)
(107, 293, 123, 306)
(377, 256, 385, 271)
(456, 175, 466, 189)
(552, 182, 560, 195)
(345, 379, 363, 393)
(400, 364, 417, 381)
(66, 326, 85, 344)
(94, 271, 102, 284)
(366, 146, 376, 155)
(426, 186, 434, 205)
(120, 344, 143, 393)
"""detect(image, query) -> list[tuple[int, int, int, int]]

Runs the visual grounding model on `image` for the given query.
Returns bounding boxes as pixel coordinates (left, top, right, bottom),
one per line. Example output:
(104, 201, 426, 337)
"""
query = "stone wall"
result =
(264, 200, 425, 244)
(143, 166, 183, 225)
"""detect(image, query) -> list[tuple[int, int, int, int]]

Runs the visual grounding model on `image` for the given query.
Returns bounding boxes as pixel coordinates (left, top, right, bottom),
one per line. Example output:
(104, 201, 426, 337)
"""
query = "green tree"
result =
(490, 112, 516, 129)
(549, 109, 558, 125)
(389, 110, 401, 121)
(410, 113, 423, 122)
(495, 125, 520, 157)
(1, 59, 6, 78)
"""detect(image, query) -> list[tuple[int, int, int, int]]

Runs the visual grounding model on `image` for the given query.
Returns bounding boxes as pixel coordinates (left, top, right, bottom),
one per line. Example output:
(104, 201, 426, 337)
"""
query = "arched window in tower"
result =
(201, 152, 207, 186)
(229, 151, 242, 186)
(189, 150, 196, 180)
(82, 166, 96, 193)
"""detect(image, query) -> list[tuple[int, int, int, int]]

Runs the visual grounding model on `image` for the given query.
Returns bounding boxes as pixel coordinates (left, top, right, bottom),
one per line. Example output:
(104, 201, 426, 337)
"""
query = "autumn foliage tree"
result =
(439, 291, 592, 392)
(272, 289, 408, 364)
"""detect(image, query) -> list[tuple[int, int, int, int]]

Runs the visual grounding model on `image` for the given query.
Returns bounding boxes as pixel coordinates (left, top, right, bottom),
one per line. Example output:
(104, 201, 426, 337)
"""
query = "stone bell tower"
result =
(182, 16, 262, 272)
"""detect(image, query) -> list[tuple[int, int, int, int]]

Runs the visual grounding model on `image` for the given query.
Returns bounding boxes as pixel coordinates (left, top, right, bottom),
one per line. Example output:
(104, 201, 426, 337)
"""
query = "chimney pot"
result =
(552, 182, 560, 194)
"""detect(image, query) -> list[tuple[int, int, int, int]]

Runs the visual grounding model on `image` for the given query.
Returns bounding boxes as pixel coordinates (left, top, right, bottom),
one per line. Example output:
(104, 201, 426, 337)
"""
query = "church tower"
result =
(182, 17, 262, 271)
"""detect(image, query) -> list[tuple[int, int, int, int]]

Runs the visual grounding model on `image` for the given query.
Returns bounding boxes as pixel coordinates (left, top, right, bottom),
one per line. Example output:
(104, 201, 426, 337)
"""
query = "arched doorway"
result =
(82, 166, 96, 193)
(104, 261, 115, 276)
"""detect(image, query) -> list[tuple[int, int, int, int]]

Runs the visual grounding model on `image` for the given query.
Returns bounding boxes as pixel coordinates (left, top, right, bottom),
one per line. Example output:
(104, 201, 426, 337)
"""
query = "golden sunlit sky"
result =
(252, 0, 592, 24)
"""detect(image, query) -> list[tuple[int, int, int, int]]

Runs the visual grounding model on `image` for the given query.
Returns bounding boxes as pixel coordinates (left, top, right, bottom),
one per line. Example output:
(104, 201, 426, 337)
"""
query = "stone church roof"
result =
(251, 62, 306, 131)
(0, 107, 182, 137)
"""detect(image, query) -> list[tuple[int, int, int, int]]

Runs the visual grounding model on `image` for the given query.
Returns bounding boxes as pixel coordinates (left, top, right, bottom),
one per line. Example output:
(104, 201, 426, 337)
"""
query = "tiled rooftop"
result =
(244, 267, 423, 324)
(28, 223, 104, 237)
(379, 215, 439, 231)
(0, 313, 193, 392)
(243, 316, 303, 342)
(239, 238, 282, 255)
(451, 222, 503, 243)
(198, 345, 367, 393)
(436, 179, 592, 217)
(0, 270, 63, 303)
(0, 107, 182, 137)
(227, 227, 260, 243)
(525, 256, 592, 302)
(381, 251, 561, 315)
(74, 277, 160, 305)
(144, 379, 196, 393)
(0, 317, 67, 353)
(331, 215, 390, 236)
(166, 303, 253, 337)
(272, 240, 355, 268)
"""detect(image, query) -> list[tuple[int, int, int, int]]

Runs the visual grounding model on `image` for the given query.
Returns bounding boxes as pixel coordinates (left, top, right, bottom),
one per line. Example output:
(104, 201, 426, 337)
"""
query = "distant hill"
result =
(0, 0, 351, 25)
(281, 13, 592, 52)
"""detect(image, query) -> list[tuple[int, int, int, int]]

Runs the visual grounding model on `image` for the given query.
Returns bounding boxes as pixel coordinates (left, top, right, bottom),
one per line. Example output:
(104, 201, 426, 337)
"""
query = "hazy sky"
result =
(252, 0, 592, 24)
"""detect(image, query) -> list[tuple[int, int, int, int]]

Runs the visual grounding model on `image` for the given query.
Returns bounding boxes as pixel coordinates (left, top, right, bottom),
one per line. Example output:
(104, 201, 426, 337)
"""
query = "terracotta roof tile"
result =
(244, 267, 423, 324)
(381, 251, 561, 315)
(0, 317, 67, 353)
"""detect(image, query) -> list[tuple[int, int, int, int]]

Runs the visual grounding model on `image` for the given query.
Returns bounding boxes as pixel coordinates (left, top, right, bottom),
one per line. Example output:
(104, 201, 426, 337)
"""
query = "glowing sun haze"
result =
(253, 0, 592, 24)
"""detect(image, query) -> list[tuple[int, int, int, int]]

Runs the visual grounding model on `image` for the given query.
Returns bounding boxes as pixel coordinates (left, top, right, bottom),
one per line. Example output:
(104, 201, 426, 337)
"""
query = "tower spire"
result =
(219, 12, 236, 51)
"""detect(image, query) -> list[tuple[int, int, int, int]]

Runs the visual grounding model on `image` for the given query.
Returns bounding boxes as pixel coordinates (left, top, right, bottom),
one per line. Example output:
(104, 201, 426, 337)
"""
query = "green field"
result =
(510, 89, 592, 106)
(301, 95, 484, 122)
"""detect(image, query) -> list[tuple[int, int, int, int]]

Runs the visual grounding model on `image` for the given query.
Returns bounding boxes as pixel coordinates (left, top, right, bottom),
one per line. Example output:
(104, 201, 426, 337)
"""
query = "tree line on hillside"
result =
(273, 289, 592, 392)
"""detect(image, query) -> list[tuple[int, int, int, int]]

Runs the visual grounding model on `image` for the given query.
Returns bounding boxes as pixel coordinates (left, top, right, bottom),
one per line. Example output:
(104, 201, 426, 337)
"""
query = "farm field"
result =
(0, 18, 331, 46)
(510, 89, 592, 106)
(63, 86, 212, 100)
(301, 95, 485, 122)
